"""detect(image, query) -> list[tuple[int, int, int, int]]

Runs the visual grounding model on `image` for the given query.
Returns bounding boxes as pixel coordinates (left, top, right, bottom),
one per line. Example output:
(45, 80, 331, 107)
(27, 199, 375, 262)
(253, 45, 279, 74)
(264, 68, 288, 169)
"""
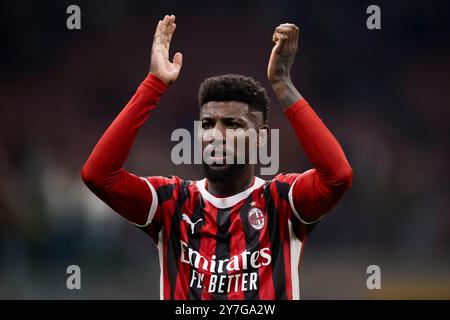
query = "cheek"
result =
(198, 130, 208, 152)
(200, 129, 213, 142)
(225, 129, 253, 150)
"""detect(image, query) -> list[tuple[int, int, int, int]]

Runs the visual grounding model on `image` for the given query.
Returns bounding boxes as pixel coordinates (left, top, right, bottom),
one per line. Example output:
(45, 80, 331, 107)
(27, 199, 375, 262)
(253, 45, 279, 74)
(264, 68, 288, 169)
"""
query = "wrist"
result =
(270, 78, 303, 109)
(142, 73, 169, 95)
(270, 77, 293, 93)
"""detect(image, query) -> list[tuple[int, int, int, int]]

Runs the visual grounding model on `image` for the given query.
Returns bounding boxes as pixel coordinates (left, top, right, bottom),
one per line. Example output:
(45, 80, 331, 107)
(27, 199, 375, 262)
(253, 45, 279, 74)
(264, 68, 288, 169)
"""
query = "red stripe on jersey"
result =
(255, 191, 276, 299)
(269, 182, 293, 300)
(227, 202, 246, 300)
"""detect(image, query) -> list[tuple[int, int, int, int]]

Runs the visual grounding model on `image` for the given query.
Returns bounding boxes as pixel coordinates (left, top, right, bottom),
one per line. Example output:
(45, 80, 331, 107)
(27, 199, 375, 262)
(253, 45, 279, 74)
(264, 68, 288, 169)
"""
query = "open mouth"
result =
(205, 146, 234, 165)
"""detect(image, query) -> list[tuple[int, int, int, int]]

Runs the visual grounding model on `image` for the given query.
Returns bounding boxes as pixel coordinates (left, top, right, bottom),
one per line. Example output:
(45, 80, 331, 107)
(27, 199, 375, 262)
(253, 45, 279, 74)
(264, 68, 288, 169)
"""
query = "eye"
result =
(202, 122, 213, 129)
(225, 120, 241, 129)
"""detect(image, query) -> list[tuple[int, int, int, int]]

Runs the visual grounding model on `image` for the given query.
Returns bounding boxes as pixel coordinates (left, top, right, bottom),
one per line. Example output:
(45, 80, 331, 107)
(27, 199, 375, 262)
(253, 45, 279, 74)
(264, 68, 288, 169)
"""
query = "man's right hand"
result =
(149, 15, 182, 85)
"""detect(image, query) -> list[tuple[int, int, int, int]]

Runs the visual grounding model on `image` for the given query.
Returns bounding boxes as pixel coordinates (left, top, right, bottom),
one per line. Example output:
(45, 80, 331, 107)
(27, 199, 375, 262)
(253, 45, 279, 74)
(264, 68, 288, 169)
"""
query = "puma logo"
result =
(182, 213, 203, 234)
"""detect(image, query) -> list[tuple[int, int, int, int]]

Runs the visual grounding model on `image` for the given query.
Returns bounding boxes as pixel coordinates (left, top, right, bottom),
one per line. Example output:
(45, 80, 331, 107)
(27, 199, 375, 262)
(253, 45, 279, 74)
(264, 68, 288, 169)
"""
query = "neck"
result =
(207, 166, 255, 197)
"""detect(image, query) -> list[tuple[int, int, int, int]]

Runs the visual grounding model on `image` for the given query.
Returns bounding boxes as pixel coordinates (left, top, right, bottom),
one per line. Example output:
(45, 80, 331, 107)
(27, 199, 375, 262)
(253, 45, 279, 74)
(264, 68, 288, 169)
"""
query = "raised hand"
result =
(267, 23, 303, 108)
(267, 23, 299, 85)
(149, 15, 183, 85)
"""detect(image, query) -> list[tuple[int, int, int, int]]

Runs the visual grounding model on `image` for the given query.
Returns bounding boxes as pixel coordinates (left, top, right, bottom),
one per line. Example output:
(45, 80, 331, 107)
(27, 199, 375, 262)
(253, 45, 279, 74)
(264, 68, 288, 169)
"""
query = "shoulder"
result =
(142, 175, 193, 188)
(260, 173, 301, 189)
(270, 172, 301, 185)
(142, 175, 195, 201)
(257, 173, 301, 200)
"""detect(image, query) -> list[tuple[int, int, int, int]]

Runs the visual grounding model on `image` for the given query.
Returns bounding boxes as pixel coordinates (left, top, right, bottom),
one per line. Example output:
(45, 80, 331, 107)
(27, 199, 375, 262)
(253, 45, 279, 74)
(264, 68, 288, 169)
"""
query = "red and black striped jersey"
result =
(81, 73, 353, 300)
(138, 174, 315, 300)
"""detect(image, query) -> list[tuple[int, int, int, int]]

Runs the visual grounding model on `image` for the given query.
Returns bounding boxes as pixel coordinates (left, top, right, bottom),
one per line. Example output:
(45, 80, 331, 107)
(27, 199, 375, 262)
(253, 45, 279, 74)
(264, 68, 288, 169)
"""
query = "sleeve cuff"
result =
(284, 98, 309, 115)
(140, 73, 169, 95)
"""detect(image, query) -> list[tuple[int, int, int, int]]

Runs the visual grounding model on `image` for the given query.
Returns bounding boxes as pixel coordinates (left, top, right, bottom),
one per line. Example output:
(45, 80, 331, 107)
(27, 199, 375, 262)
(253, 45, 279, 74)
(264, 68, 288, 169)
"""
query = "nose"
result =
(206, 123, 226, 144)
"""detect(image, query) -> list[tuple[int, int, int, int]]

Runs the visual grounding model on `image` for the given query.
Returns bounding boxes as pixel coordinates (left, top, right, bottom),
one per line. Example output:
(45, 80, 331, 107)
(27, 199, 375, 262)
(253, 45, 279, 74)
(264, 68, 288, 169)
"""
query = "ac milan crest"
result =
(248, 207, 265, 230)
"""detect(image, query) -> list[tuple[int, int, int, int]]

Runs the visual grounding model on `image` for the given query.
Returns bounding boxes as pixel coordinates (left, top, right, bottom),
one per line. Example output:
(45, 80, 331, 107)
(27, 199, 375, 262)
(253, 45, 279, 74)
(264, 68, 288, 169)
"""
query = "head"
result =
(198, 74, 270, 183)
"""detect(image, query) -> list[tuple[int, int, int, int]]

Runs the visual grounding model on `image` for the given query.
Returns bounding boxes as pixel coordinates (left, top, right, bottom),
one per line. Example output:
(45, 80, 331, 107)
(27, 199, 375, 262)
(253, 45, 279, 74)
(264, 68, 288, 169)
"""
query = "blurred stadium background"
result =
(0, 0, 449, 299)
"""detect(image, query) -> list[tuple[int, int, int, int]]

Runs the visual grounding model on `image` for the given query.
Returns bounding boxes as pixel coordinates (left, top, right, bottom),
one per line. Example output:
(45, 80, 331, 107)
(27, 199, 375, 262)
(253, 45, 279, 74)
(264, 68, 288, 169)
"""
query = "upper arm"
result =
(271, 170, 349, 226)
(289, 168, 350, 224)
(82, 168, 186, 231)
(82, 169, 155, 226)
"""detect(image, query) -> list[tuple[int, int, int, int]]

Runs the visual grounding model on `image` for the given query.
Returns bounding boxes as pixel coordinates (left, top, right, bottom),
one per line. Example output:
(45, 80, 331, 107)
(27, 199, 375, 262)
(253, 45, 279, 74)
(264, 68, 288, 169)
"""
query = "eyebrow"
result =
(200, 116, 245, 122)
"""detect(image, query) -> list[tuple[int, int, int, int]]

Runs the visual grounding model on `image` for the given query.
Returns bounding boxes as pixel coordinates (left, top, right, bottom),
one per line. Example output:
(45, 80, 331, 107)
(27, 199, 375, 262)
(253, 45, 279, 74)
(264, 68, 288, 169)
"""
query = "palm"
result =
(150, 15, 183, 85)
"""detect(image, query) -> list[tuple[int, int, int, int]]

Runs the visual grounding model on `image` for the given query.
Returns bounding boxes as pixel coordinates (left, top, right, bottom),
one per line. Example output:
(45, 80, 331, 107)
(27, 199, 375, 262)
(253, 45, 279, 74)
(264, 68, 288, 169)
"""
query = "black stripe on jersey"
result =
(306, 222, 318, 235)
(275, 180, 290, 202)
(138, 218, 162, 243)
(157, 183, 177, 203)
(291, 216, 318, 238)
(238, 197, 261, 300)
(187, 197, 205, 299)
(212, 207, 231, 300)
(166, 180, 189, 300)
(263, 185, 287, 299)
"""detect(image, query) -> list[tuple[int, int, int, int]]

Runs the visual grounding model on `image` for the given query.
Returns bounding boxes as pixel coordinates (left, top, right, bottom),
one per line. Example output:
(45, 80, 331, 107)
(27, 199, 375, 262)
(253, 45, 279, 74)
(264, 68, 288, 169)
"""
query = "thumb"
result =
(173, 52, 183, 69)
(273, 33, 287, 54)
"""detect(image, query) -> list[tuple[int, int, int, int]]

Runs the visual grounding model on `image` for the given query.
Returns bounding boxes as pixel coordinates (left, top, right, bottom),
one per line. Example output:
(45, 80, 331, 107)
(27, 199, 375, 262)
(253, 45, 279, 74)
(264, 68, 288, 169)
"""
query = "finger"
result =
(166, 14, 175, 34)
(275, 26, 293, 34)
(293, 26, 299, 50)
(272, 30, 278, 42)
(274, 32, 288, 42)
(153, 20, 163, 46)
(273, 33, 287, 54)
(164, 15, 176, 44)
(275, 27, 293, 47)
(287, 26, 296, 52)
(274, 32, 288, 48)
(166, 23, 176, 50)
(172, 52, 183, 69)
(279, 23, 296, 29)
(276, 24, 296, 51)
(273, 29, 289, 41)
(160, 15, 170, 45)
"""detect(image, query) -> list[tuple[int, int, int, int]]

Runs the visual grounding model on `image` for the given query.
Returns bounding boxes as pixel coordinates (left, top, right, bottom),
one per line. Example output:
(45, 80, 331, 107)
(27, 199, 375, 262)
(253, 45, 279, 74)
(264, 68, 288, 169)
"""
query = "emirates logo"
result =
(248, 207, 265, 230)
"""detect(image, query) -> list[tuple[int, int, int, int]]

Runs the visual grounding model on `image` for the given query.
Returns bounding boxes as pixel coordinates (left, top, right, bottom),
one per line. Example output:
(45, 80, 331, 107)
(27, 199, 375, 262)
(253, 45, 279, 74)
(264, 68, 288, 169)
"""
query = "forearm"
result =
(283, 92, 353, 222)
(284, 94, 353, 189)
(81, 74, 167, 189)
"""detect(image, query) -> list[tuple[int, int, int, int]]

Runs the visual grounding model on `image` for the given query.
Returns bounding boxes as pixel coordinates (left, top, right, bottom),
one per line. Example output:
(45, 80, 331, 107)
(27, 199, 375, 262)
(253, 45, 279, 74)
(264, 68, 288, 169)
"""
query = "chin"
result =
(202, 163, 245, 183)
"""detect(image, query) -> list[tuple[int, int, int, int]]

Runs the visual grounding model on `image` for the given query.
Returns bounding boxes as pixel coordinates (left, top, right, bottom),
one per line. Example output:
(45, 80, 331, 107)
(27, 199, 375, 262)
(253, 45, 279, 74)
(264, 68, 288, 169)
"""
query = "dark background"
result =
(1, 0, 449, 299)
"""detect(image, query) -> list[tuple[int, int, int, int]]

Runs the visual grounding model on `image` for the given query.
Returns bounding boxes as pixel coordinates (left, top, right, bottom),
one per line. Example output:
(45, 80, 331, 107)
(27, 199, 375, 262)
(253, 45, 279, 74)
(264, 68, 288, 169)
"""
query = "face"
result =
(199, 101, 266, 183)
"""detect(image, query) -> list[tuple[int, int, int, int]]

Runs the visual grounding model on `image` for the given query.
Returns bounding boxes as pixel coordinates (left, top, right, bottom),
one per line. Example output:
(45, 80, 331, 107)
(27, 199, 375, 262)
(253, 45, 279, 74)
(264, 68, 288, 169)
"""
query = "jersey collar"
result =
(195, 177, 265, 209)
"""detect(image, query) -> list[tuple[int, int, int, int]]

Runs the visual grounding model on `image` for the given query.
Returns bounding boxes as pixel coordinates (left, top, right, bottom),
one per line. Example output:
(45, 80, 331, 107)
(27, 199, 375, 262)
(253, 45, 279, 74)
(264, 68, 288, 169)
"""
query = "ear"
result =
(257, 125, 270, 147)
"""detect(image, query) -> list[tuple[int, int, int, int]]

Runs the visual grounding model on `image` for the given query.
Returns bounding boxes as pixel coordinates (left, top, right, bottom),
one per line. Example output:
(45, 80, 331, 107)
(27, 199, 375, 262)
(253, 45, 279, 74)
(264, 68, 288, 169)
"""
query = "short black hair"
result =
(198, 74, 270, 123)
